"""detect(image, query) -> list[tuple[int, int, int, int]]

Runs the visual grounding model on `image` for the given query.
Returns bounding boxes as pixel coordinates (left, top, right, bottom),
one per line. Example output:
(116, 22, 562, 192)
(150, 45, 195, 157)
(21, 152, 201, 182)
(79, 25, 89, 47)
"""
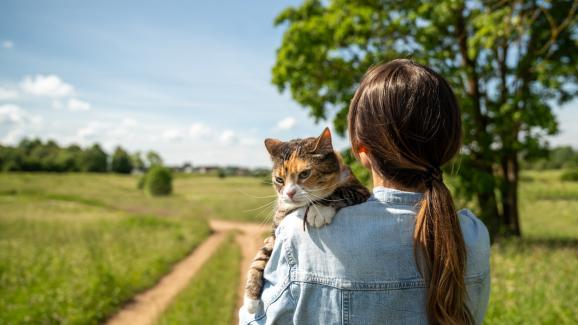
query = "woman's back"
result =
(240, 187, 490, 324)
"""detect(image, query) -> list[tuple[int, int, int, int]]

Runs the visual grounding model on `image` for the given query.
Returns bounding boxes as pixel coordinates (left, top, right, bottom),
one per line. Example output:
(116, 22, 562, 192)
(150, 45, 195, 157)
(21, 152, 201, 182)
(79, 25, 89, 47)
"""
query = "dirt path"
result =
(210, 220, 270, 322)
(105, 220, 268, 325)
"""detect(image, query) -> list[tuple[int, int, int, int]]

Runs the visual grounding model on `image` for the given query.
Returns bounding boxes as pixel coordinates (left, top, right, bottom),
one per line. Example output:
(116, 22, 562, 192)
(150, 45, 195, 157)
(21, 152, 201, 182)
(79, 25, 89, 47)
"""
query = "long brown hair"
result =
(348, 59, 472, 325)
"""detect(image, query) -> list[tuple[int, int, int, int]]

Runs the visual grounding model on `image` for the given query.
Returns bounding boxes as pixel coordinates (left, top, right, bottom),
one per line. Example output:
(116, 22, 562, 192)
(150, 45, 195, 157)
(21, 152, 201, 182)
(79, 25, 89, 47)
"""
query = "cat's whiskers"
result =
(303, 183, 344, 197)
(257, 210, 274, 229)
(252, 200, 277, 228)
(306, 183, 339, 192)
(243, 199, 277, 214)
(235, 188, 278, 199)
(252, 206, 276, 229)
(305, 191, 347, 202)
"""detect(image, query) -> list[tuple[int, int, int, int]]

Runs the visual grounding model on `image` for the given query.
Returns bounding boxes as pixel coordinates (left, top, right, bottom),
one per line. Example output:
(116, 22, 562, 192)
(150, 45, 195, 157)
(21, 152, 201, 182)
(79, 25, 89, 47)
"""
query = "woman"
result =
(240, 59, 490, 324)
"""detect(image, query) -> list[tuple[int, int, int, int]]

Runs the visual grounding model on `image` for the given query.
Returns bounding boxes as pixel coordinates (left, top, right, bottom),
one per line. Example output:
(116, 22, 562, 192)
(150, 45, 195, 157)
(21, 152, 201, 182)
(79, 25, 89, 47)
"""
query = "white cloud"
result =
(240, 136, 260, 146)
(0, 87, 18, 100)
(162, 128, 183, 141)
(120, 117, 137, 128)
(76, 121, 107, 140)
(1, 129, 23, 145)
(189, 122, 213, 139)
(109, 118, 137, 139)
(219, 130, 237, 144)
(20, 75, 74, 97)
(67, 98, 91, 111)
(277, 117, 297, 130)
(75, 118, 138, 144)
(0, 104, 43, 145)
(0, 104, 30, 124)
(2, 40, 13, 49)
(52, 100, 63, 110)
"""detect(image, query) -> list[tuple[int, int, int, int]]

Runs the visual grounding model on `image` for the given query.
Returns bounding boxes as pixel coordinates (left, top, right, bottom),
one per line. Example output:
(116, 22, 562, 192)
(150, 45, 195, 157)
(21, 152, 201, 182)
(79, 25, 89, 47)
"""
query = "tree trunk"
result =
(500, 152, 521, 236)
(476, 166, 501, 241)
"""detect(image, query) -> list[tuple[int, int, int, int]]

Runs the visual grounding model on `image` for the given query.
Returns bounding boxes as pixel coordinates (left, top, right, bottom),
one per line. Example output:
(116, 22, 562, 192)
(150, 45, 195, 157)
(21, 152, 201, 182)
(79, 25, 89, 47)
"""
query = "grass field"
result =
(485, 170, 578, 324)
(174, 174, 275, 223)
(157, 234, 241, 325)
(0, 173, 211, 324)
(0, 171, 576, 324)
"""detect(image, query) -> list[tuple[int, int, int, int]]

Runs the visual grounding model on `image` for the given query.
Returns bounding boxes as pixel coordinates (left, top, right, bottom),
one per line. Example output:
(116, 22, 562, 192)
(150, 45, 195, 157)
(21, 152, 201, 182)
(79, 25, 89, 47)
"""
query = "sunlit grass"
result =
(175, 175, 276, 223)
(0, 173, 210, 324)
(484, 170, 578, 324)
(519, 170, 578, 240)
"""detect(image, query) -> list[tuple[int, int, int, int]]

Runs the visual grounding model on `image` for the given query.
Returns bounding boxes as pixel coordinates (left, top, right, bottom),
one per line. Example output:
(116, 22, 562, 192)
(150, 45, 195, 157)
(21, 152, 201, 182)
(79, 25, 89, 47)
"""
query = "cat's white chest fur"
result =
(305, 204, 336, 228)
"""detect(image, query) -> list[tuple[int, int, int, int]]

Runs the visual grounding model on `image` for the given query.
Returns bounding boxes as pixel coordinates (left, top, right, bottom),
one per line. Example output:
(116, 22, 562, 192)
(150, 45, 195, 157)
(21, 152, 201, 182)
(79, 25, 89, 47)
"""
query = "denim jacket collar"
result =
(369, 186, 423, 205)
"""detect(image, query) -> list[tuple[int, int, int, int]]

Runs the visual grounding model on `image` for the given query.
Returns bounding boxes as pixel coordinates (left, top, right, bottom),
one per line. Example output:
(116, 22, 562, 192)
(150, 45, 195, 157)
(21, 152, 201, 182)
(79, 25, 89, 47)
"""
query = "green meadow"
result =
(486, 170, 578, 324)
(0, 173, 212, 324)
(0, 171, 576, 324)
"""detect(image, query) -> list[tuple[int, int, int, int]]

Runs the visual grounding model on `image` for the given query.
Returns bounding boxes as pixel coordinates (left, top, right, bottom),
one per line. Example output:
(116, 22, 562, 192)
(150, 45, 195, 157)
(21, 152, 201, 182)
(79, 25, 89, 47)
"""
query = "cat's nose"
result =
(286, 189, 296, 199)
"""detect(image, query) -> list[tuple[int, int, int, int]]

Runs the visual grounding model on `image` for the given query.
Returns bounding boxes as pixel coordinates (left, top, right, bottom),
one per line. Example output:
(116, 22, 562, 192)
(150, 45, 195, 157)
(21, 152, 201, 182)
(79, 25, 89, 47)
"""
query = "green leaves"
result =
(272, 0, 578, 237)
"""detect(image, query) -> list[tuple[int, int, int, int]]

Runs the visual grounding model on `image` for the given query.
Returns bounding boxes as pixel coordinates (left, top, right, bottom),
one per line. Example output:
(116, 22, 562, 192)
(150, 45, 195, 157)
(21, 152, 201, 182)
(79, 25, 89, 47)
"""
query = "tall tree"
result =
(272, 0, 578, 237)
(130, 151, 146, 171)
(146, 150, 163, 168)
(111, 146, 133, 174)
(80, 144, 108, 172)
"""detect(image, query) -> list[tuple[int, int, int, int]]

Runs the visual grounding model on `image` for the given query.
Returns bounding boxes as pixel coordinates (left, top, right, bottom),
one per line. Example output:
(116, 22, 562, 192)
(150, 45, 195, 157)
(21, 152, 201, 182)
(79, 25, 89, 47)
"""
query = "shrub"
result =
(560, 169, 578, 182)
(145, 166, 172, 196)
(137, 174, 147, 189)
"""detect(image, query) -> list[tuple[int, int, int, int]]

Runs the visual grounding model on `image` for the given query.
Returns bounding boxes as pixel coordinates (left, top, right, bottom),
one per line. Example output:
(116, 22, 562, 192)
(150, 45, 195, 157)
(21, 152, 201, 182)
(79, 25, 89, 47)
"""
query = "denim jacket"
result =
(239, 187, 491, 325)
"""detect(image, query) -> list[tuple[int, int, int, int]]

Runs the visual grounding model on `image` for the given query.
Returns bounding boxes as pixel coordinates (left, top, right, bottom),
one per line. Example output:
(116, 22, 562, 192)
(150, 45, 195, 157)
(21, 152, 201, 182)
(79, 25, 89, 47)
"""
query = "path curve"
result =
(105, 220, 269, 325)
(210, 220, 270, 322)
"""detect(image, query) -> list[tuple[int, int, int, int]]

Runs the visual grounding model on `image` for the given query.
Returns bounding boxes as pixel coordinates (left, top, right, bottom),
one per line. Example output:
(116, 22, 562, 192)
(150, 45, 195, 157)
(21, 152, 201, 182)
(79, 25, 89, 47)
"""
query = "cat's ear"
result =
(312, 127, 333, 153)
(264, 138, 283, 156)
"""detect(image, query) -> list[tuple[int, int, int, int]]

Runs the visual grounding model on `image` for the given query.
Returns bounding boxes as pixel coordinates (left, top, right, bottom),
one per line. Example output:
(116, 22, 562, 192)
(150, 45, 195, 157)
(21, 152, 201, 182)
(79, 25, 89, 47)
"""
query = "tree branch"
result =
(455, 5, 487, 132)
(538, 0, 578, 55)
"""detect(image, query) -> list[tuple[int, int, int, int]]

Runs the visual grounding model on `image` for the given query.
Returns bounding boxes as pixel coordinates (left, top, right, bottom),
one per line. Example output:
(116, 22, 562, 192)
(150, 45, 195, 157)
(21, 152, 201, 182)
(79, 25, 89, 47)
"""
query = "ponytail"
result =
(414, 169, 473, 325)
(347, 59, 470, 324)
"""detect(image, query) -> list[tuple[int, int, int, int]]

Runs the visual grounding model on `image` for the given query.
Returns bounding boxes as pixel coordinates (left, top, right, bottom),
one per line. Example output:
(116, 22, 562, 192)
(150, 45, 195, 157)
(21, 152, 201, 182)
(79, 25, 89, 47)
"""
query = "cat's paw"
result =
(306, 204, 336, 228)
(244, 295, 260, 314)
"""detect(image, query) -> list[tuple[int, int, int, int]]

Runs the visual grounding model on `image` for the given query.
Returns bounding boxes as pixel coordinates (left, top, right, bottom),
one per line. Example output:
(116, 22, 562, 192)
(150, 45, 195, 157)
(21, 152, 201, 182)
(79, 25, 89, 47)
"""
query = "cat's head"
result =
(265, 128, 342, 210)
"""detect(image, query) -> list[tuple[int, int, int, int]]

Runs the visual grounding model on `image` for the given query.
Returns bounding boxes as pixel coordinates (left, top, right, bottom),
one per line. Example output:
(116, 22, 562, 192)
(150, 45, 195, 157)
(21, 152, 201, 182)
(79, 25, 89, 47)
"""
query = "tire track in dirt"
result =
(105, 220, 269, 325)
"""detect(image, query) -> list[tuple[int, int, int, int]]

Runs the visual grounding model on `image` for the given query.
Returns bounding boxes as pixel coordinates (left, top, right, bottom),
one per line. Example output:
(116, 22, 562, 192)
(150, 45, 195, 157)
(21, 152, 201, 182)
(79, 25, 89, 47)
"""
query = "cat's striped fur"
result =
(243, 128, 370, 313)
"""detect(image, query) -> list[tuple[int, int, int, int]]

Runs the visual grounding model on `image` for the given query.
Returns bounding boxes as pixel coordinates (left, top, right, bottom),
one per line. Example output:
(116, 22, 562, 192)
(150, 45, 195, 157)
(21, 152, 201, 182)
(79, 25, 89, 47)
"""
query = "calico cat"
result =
(243, 127, 371, 314)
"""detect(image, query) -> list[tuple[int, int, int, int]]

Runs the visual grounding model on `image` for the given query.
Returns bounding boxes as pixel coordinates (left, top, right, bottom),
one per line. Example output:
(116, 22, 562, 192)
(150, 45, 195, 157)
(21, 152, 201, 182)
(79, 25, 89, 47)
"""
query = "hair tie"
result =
(424, 166, 443, 189)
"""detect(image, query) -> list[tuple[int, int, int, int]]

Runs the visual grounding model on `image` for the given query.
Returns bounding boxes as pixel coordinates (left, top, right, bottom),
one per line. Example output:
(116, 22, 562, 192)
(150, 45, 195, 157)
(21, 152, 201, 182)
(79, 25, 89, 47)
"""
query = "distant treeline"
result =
(0, 138, 270, 176)
(0, 138, 161, 173)
(522, 146, 578, 170)
(7, 138, 573, 174)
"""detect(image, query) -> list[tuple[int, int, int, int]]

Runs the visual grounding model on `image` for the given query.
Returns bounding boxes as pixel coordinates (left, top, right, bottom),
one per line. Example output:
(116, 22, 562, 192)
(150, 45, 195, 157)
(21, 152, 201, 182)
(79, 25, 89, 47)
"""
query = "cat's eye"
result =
(298, 170, 311, 180)
(274, 176, 284, 184)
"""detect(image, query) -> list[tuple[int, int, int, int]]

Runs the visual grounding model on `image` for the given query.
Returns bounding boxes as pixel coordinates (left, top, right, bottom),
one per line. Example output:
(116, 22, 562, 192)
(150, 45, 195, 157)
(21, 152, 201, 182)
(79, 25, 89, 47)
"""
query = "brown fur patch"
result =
(270, 136, 342, 198)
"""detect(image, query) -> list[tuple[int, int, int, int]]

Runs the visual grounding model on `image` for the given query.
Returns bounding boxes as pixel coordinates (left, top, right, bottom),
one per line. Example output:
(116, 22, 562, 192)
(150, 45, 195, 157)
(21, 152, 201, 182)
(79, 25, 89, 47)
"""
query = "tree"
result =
(145, 150, 163, 168)
(130, 151, 146, 172)
(272, 0, 577, 238)
(111, 146, 133, 174)
(80, 144, 108, 172)
(64, 145, 83, 172)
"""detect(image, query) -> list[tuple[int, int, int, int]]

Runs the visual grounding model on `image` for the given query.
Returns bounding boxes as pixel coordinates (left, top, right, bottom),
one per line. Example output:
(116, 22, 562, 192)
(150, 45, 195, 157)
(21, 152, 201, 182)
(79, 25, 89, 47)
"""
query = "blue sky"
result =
(0, 0, 576, 167)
